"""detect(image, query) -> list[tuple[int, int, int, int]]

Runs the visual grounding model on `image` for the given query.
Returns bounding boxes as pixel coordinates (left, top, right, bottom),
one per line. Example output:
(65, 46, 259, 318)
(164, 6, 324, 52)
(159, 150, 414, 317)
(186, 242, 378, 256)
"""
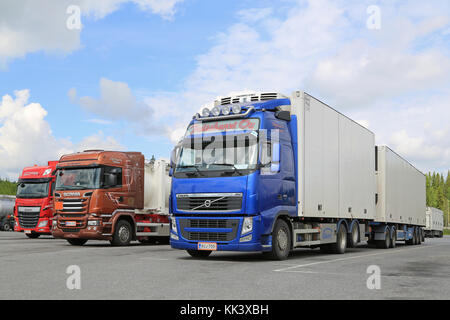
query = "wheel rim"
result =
(118, 226, 130, 243)
(352, 225, 358, 244)
(339, 227, 346, 250)
(277, 228, 288, 251)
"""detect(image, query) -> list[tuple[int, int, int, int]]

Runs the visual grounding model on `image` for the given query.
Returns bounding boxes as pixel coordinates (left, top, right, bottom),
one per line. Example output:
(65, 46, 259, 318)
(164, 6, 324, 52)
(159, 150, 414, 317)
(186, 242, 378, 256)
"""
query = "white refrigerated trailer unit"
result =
(425, 207, 444, 238)
(288, 92, 426, 252)
(373, 146, 426, 247)
(288, 92, 376, 253)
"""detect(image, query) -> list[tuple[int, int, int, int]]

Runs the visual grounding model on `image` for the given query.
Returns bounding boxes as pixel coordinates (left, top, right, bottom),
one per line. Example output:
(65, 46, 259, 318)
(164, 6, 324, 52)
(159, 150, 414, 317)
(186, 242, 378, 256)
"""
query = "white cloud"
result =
(69, 78, 164, 135)
(0, 0, 184, 67)
(0, 90, 122, 179)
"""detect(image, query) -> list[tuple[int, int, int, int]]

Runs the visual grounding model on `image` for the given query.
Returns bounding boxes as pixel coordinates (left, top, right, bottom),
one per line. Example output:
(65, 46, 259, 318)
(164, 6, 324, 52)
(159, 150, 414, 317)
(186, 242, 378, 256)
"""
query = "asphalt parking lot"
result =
(1, 232, 450, 300)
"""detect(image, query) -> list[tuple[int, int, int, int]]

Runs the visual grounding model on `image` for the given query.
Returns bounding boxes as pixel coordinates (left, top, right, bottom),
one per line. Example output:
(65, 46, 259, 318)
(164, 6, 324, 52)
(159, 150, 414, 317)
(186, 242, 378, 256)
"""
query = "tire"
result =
(347, 223, 359, 248)
(264, 219, 291, 260)
(3, 223, 11, 232)
(389, 228, 396, 248)
(26, 233, 40, 239)
(111, 220, 133, 246)
(67, 239, 88, 246)
(377, 227, 391, 249)
(187, 250, 212, 258)
(417, 228, 422, 245)
(412, 228, 418, 245)
(331, 223, 347, 254)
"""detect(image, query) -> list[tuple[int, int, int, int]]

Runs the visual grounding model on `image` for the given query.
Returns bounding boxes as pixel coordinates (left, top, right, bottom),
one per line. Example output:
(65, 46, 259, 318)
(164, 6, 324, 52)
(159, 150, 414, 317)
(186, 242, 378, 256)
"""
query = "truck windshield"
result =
(174, 132, 258, 177)
(16, 181, 50, 199)
(55, 168, 101, 191)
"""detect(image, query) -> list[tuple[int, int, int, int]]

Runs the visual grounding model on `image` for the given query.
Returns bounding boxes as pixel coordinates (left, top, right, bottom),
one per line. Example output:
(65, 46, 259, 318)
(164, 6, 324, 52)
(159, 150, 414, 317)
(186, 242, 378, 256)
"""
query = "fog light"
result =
(240, 234, 252, 242)
(88, 220, 100, 226)
(38, 220, 48, 228)
(171, 233, 179, 240)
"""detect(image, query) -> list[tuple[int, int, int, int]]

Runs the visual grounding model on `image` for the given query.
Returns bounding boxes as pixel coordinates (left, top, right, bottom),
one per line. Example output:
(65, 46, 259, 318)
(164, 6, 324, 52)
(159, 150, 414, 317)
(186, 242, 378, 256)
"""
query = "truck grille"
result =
(177, 193, 242, 212)
(58, 199, 88, 213)
(17, 207, 41, 229)
(189, 219, 228, 228)
(189, 232, 228, 241)
(179, 218, 240, 242)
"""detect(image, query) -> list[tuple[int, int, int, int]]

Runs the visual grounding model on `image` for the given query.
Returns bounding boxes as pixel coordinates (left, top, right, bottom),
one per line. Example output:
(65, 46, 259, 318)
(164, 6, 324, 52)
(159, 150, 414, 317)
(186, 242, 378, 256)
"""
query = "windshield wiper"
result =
(212, 163, 243, 176)
(176, 165, 205, 177)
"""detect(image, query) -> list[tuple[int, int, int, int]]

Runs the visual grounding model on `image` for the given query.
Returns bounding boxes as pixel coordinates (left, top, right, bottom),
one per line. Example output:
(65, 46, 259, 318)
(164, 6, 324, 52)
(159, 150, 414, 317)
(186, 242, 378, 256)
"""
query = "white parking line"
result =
(274, 244, 445, 272)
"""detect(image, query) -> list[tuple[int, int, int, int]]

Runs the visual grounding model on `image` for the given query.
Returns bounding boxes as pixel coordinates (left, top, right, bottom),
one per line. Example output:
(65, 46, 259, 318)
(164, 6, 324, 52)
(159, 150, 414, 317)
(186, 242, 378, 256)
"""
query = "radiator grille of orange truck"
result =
(58, 199, 88, 213)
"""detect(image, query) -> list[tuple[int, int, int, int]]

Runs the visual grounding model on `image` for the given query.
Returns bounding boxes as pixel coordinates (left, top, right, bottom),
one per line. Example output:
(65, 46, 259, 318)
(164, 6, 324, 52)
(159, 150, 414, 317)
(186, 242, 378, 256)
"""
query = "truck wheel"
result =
(111, 220, 133, 246)
(331, 223, 347, 254)
(389, 228, 396, 248)
(264, 219, 291, 260)
(67, 239, 88, 246)
(412, 228, 418, 245)
(187, 250, 212, 258)
(377, 227, 391, 249)
(26, 233, 40, 239)
(348, 223, 359, 248)
(416, 228, 422, 245)
(3, 223, 11, 231)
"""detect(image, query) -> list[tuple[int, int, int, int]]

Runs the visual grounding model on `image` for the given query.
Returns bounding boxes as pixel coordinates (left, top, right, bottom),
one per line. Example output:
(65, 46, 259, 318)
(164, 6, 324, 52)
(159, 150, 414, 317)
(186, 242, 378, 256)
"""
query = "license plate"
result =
(66, 221, 77, 227)
(24, 230, 31, 234)
(198, 242, 217, 251)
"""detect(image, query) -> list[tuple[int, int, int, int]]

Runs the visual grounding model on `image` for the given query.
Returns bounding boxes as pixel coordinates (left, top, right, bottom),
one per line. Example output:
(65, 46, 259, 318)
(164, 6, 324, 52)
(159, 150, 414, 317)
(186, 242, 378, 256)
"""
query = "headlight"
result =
(202, 108, 210, 117)
(88, 220, 100, 226)
(38, 220, 48, 228)
(221, 105, 231, 115)
(241, 217, 253, 235)
(231, 104, 242, 114)
(211, 106, 221, 116)
(52, 220, 57, 227)
(171, 216, 178, 233)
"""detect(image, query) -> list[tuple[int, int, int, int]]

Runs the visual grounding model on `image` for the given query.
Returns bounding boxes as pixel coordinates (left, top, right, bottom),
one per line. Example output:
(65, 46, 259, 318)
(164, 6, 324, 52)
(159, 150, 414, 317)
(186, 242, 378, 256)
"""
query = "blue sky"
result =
(0, 0, 449, 179)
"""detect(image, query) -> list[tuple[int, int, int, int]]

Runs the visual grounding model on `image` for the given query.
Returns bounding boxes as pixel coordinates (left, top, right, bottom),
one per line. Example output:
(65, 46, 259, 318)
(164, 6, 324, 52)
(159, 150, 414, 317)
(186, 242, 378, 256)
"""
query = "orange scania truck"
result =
(52, 150, 170, 246)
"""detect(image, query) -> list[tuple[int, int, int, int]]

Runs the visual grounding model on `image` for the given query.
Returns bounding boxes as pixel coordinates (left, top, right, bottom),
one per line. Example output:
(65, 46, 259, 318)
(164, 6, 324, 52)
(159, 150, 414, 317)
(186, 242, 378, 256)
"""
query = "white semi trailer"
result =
(425, 207, 444, 238)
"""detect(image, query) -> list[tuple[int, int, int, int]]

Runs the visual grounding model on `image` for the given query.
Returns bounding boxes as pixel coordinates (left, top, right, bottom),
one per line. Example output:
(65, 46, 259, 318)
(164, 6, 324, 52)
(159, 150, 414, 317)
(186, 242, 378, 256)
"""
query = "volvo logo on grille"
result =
(204, 200, 212, 208)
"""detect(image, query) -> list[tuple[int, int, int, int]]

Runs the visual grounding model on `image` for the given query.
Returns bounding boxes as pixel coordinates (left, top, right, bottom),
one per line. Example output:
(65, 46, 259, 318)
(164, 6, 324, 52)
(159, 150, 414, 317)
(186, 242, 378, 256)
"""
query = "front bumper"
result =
(170, 215, 272, 252)
(14, 218, 52, 235)
(52, 225, 112, 240)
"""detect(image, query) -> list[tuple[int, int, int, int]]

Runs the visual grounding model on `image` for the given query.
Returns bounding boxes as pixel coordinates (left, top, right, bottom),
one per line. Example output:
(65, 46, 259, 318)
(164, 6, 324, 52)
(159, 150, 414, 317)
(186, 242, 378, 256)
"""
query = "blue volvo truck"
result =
(169, 91, 426, 260)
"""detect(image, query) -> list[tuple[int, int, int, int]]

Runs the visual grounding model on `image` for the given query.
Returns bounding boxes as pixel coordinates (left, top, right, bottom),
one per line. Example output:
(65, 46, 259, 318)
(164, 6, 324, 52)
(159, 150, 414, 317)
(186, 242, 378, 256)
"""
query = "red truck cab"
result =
(14, 161, 58, 238)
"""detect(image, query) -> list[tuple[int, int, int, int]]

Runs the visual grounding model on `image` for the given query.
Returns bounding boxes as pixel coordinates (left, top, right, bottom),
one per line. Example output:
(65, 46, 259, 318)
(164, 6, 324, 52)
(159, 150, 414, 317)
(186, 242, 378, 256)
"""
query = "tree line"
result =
(426, 171, 450, 227)
(0, 179, 17, 195)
